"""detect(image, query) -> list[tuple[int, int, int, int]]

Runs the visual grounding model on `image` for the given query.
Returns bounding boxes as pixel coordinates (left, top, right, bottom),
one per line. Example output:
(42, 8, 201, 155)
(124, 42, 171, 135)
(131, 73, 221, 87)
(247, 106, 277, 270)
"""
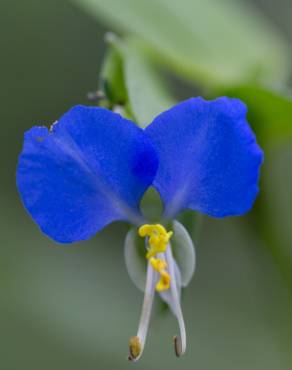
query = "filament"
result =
(128, 261, 157, 361)
(166, 244, 186, 357)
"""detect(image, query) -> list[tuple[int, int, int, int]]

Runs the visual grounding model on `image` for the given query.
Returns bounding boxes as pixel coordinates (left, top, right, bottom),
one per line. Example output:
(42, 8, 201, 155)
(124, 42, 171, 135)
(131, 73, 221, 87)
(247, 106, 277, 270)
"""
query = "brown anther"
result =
(173, 335, 182, 357)
(128, 336, 141, 361)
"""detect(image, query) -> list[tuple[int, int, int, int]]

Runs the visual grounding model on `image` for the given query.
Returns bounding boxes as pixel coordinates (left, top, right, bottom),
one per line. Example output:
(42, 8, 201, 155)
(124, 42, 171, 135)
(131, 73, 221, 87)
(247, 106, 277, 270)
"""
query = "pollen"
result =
(149, 257, 167, 271)
(149, 257, 171, 291)
(139, 224, 173, 292)
(138, 223, 173, 259)
(156, 270, 171, 291)
(128, 336, 141, 360)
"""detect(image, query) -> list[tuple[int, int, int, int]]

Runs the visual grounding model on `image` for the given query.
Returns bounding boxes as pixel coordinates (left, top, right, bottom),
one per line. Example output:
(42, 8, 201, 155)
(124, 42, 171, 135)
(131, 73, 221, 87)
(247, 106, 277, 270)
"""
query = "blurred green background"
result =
(1, 0, 292, 369)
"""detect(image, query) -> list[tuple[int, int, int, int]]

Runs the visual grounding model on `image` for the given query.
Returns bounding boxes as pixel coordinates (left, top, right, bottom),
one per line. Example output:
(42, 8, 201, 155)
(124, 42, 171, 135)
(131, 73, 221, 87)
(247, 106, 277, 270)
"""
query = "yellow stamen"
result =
(149, 257, 167, 272)
(149, 257, 170, 291)
(139, 224, 173, 292)
(138, 224, 173, 259)
(156, 270, 171, 291)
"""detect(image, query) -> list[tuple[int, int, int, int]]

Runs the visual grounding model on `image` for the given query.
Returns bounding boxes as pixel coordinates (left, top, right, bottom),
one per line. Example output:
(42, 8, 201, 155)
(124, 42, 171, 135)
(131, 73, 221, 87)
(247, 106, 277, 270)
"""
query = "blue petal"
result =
(145, 97, 263, 218)
(16, 106, 158, 243)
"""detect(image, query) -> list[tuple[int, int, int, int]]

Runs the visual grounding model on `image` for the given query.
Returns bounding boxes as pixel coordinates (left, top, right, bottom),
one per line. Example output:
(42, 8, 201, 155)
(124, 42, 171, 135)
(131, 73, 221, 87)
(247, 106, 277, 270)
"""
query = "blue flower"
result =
(16, 97, 263, 360)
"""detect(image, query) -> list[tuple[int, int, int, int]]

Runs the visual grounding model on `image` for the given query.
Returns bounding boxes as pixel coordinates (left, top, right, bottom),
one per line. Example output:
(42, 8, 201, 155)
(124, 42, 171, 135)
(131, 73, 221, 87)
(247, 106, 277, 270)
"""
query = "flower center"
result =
(138, 224, 173, 291)
(138, 224, 173, 257)
(128, 223, 186, 361)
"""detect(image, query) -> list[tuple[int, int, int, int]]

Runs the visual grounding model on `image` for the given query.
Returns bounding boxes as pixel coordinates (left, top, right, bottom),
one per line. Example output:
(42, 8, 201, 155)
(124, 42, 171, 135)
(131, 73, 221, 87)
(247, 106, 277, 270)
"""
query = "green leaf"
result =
(103, 34, 174, 126)
(121, 38, 175, 126)
(219, 85, 292, 145)
(73, 0, 290, 86)
(171, 220, 196, 287)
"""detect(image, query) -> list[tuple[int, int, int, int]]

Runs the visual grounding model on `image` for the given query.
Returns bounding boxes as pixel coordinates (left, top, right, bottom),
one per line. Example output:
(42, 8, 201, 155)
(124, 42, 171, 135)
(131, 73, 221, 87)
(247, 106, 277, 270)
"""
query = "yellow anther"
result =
(138, 224, 173, 292)
(149, 257, 170, 292)
(156, 270, 171, 291)
(138, 224, 173, 259)
(149, 257, 167, 272)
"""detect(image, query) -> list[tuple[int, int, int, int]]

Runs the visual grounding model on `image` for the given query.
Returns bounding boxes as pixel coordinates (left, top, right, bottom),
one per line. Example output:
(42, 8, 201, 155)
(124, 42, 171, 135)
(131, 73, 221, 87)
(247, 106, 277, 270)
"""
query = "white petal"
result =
(172, 220, 196, 287)
(124, 228, 147, 291)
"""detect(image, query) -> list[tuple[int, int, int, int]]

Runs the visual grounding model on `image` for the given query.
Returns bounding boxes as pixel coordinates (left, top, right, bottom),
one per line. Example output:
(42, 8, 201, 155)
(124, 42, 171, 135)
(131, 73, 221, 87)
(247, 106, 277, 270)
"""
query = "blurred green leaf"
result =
(73, 0, 290, 86)
(121, 38, 174, 126)
(106, 35, 174, 126)
(250, 147, 292, 291)
(219, 85, 292, 145)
